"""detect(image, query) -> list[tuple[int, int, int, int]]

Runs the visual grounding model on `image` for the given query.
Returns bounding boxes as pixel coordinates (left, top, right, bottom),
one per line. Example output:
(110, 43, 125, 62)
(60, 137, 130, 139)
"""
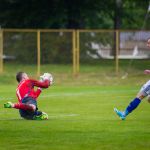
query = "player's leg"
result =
(4, 101, 36, 111)
(4, 97, 48, 120)
(20, 110, 48, 120)
(20, 98, 48, 120)
(33, 111, 48, 120)
(6, 97, 38, 120)
(19, 97, 38, 120)
(114, 81, 150, 120)
(19, 110, 48, 120)
(19, 98, 48, 120)
(147, 95, 150, 103)
(114, 93, 145, 120)
(19, 109, 34, 120)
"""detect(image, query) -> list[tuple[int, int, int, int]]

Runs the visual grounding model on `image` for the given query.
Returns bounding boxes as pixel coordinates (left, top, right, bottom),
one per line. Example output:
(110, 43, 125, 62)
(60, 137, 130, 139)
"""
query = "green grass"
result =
(0, 61, 150, 150)
(0, 85, 150, 150)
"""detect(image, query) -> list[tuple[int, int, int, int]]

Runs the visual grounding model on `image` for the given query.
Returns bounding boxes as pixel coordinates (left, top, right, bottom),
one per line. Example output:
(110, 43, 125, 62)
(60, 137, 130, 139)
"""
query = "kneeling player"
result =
(4, 72, 53, 120)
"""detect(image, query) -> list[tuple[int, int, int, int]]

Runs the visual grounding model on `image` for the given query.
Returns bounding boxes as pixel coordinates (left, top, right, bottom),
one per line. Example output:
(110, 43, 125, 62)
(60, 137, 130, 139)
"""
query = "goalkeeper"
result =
(4, 72, 53, 120)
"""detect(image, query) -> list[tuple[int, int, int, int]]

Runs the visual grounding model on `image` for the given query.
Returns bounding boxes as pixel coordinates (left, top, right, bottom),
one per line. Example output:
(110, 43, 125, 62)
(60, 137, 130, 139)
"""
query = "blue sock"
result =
(124, 98, 141, 116)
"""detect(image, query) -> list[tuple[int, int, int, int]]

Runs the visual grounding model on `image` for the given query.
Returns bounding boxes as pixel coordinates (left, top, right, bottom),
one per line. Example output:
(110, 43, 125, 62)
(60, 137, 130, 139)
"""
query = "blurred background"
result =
(0, 0, 150, 85)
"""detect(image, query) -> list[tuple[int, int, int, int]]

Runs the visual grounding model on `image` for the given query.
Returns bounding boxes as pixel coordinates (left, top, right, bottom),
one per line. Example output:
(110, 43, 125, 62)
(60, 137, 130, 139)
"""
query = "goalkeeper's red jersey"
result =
(16, 79, 49, 103)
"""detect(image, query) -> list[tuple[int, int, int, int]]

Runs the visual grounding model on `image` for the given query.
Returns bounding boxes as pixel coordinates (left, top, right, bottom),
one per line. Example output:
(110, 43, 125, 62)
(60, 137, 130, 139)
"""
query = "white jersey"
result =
(140, 80, 150, 96)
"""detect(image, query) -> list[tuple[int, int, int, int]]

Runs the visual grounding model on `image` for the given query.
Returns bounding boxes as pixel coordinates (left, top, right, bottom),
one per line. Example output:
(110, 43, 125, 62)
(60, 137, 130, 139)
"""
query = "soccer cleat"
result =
(4, 102, 13, 108)
(114, 108, 126, 120)
(33, 112, 48, 120)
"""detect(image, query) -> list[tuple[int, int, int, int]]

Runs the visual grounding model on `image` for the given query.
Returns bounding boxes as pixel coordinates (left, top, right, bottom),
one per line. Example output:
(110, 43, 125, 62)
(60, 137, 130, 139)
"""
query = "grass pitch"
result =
(0, 61, 150, 150)
(0, 84, 150, 150)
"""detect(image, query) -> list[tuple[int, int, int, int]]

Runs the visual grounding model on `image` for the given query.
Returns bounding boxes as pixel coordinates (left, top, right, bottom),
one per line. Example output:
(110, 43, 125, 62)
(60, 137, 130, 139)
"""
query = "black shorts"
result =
(19, 97, 41, 120)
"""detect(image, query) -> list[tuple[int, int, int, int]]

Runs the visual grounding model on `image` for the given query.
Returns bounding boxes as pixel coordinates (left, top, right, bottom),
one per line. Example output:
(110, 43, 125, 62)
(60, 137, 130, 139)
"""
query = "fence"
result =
(0, 29, 150, 76)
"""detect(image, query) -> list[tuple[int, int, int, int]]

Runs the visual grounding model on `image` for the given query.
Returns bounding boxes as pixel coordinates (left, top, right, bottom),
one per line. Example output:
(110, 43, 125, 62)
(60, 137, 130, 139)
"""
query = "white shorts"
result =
(140, 80, 150, 96)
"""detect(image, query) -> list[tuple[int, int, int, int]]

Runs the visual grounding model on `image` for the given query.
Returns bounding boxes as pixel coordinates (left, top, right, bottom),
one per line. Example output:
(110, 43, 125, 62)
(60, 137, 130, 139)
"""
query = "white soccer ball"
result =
(40, 73, 53, 84)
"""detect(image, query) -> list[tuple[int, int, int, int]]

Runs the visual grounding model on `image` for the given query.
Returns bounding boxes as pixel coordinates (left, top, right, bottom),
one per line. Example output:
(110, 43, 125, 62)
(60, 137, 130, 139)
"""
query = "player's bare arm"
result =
(143, 39, 150, 74)
(147, 38, 150, 48)
(144, 70, 150, 74)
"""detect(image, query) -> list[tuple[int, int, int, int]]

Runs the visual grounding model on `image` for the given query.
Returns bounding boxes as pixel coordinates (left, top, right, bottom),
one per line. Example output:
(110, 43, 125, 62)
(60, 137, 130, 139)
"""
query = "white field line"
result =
(0, 97, 14, 101)
(0, 118, 22, 121)
(0, 113, 79, 120)
(48, 113, 79, 118)
(41, 89, 138, 98)
(0, 90, 138, 119)
(0, 89, 137, 101)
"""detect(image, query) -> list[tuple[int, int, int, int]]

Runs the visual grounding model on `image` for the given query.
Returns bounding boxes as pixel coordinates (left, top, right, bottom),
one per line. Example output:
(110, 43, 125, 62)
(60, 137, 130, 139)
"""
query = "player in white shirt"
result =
(114, 38, 150, 120)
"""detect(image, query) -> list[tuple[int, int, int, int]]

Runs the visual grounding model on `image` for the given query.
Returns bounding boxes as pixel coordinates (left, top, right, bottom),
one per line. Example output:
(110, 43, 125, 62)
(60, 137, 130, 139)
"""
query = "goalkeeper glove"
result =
(40, 73, 53, 85)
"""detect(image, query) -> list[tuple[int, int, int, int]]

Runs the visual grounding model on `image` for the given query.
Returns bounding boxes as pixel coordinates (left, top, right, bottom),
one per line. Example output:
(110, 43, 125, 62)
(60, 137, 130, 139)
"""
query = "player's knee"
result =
(29, 104, 36, 111)
(147, 96, 150, 103)
(136, 92, 146, 100)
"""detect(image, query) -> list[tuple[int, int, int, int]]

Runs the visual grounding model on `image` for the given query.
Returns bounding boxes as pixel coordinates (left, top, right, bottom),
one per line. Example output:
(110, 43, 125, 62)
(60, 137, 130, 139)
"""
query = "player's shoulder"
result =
(24, 79, 31, 83)
(20, 79, 32, 85)
(17, 79, 28, 89)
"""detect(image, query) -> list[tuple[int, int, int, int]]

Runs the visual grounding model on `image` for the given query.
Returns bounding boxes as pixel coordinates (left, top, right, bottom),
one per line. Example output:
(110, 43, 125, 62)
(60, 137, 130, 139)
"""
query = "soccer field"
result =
(0, 83, 150, 150)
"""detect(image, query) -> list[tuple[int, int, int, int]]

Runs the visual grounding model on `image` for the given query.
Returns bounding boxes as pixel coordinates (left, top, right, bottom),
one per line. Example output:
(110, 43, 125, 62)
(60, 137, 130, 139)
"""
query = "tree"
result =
(0, 0, 149, 29)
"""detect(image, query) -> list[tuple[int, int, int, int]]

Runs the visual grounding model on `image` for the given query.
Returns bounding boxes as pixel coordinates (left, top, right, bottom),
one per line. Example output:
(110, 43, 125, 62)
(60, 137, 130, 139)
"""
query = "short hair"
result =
(16, 72, 24, 83)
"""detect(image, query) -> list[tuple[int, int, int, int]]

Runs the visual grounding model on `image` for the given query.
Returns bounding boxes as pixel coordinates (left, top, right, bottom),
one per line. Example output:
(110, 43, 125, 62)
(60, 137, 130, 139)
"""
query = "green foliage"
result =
(3, 31, 73, 64)
(4, 32, 37, 64)
(122, 0, 150, 29)
(41, 32, 72, 64)
(0, 0, 149, 29)
(79, 31, 115, 62)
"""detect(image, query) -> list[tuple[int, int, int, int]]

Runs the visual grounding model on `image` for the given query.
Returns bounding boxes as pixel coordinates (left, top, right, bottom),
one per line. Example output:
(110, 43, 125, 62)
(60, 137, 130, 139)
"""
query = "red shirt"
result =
(16, 79, 49, 102)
